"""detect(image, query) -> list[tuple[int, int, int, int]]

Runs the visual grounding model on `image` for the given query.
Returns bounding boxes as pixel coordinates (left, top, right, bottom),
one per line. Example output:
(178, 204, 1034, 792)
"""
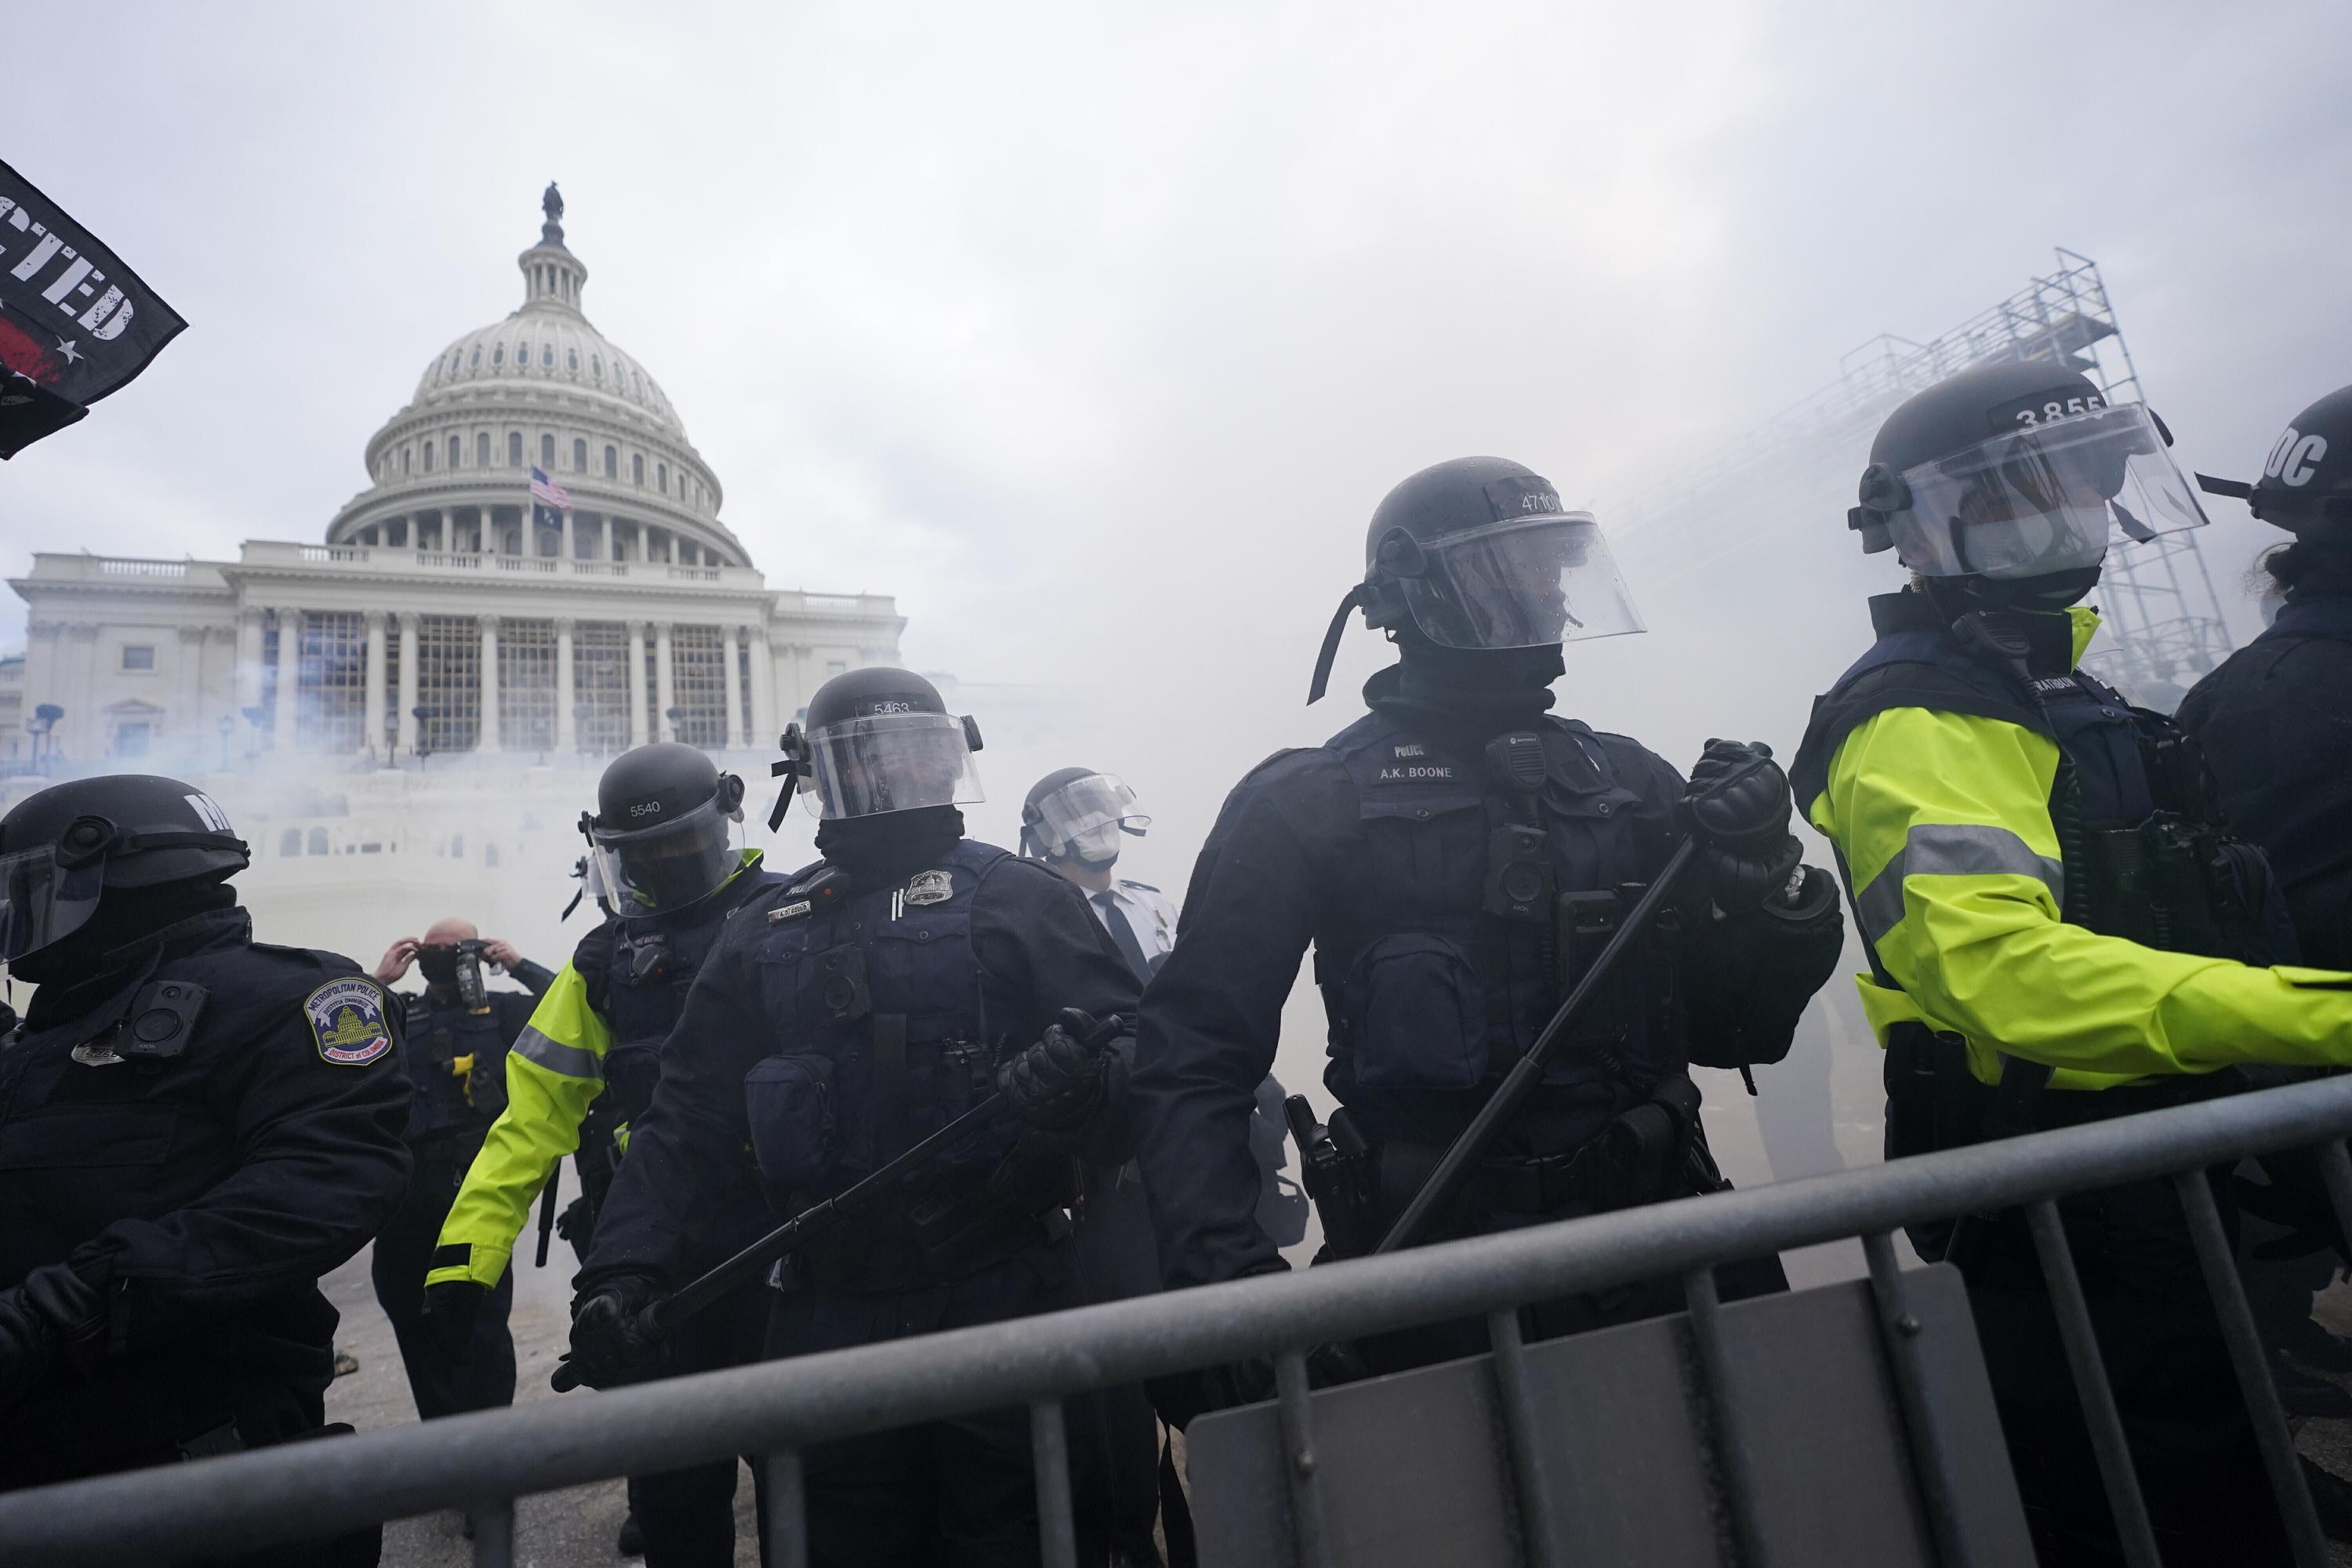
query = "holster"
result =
(1289, 1100, 1382, 1261)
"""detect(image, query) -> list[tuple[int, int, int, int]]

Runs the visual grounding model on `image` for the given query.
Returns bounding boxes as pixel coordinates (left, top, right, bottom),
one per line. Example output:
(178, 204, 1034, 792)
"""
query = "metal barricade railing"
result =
(5, 1072, 2352, 1566)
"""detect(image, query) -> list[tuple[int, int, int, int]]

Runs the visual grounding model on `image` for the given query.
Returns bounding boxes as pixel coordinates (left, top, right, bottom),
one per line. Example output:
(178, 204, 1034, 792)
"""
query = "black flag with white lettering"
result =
(0, 160, 187, 459)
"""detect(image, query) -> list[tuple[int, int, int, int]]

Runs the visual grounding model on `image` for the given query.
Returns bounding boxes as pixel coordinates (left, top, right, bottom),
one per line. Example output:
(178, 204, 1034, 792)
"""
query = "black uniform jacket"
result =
(582, 844, 1142, 1291)
(0, 906, 412, 1405)
(2178, 590, 2352, 969)
(1129, 677, 1836, 1292)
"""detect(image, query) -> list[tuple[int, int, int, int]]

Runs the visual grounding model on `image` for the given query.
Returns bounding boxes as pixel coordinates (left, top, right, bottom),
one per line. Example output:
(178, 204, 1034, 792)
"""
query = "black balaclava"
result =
(1375, 623, 1565, 745)
(1919, 567, 2101, 622)
(14, 880, 238, 1015)
(815, 805, 965, 885)
(416, 946, 463, 986)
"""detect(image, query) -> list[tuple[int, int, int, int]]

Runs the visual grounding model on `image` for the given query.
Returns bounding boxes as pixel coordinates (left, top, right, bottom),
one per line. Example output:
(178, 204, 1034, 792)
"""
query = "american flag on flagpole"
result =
(529, 466, 573, 510)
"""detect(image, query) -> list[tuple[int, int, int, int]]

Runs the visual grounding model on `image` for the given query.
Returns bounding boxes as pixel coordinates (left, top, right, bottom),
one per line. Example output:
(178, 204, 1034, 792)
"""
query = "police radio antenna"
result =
(1617, 248, 2233, 710)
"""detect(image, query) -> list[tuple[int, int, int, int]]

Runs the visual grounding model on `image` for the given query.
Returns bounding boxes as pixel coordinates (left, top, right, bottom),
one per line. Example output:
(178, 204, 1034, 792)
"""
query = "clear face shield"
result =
(0, 844, 105, 966)
(1867, 404, 2209, 579)
(1032, 773, 1150, 863)
(1385, 511, 1645, 649)
(799, 712, 986, 822)
(588, 796, 741, 913)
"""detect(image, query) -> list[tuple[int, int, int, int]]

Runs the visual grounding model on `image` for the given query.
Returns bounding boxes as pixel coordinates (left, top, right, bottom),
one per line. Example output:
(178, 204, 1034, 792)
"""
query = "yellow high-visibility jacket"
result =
(427, 851, 767, 1289)
(1800, 598, 2352, 1094)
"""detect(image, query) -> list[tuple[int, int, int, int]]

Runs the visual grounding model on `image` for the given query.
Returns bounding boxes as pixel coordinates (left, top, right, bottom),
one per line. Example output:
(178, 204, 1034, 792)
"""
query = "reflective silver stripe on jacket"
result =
(512, 1025, 602, 1082)
(1856, 822, 2066, 942)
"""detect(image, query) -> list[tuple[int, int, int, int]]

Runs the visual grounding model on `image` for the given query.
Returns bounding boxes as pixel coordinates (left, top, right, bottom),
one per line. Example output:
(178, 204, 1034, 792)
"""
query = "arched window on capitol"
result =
(573, 437, 587, 471)
(541, 433, 555, 469)
(477, 432, 490, 466)
(632, 453, 644, 486)
(423, 442, 434, 473)
(447, 435, 459, 469)
(508, 432, 523, 466)
(604, 445, 617, 478)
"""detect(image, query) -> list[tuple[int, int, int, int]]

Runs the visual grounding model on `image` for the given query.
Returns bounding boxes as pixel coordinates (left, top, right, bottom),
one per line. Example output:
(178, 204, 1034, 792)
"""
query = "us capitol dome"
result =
(5, 184, 905, 774)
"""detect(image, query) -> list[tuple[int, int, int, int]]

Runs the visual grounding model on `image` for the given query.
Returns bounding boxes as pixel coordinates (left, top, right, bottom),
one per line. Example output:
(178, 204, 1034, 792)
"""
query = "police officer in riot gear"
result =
(1796, 359, 2352, 1565)
(575, 670, 1142, 1568)
(431, 742, 782, 1567)
(366, 917, 550, 1424)
(0, 775, 408, 1563)
(1130, 457, 1845, 1408)
(2180, 383, 2352, 1414)
(2183, 383, 2352, 968)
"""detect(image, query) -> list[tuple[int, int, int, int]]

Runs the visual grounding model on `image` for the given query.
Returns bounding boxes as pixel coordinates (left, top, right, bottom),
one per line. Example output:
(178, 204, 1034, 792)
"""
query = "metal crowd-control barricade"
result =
(3, 1073, 2351, 1566)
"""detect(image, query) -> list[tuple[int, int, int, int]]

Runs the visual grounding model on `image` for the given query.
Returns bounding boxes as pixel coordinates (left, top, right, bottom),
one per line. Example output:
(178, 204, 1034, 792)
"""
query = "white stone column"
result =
(555, 617, 578, 752)
(720, 624, 746, 750)
(600, 514, 613, 563)
(395, 612, 419, 756)
(478, 615, 503, 753)
(626, 619, 649, 746)
(235, 607, 263, 713)
(560, 510, 575, 563)
(264, 608, 294, 750)
(746, 622, 775, 747)
(205, 626, 237, 727)
(654, 622, 676, 741)
(176, 626, 206, 748)
(22, 621, 60, 722)
(361, 610, 387, 760)
(64, 626, 100, 758)
(236, 611, 267, 714)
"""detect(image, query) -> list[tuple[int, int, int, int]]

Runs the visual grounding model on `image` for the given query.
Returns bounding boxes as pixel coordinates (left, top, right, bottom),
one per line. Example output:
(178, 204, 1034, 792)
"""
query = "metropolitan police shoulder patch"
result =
(304, 977, 393, 1066)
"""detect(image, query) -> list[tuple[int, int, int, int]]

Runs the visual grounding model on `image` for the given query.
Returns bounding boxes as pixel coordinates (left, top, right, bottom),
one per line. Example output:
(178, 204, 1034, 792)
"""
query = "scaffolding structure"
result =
(1619, 249, 2233, 706)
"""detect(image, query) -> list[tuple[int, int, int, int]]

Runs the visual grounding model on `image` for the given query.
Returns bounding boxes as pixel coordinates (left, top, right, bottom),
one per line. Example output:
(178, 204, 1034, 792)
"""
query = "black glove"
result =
(553, 1194, 597, 1245)
(420, 1279, 487, 1361)
(558, 1274, 668, 1391)
(0, 1263, 105, 1413)
(998, 1015, 1108, 1134)
(1680, 739, 1803, 914)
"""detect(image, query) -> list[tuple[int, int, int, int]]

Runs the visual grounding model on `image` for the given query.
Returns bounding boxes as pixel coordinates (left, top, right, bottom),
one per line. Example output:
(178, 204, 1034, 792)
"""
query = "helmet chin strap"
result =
(1306, 585, 1370, 706)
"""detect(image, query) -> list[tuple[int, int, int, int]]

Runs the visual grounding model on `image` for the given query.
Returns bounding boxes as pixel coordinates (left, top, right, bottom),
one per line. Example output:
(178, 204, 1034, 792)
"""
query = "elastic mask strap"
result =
(1306, 585, 1369, 706)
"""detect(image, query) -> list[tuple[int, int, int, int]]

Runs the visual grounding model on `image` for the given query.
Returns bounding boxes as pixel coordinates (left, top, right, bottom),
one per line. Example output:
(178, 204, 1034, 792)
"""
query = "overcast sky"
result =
(4, 0, 2348, 883)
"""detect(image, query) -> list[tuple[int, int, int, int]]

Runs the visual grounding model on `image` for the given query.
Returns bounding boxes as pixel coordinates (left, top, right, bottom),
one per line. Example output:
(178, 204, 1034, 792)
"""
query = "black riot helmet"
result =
(0, 774, 249, 966)
(2198, 383, 2352, 531)
(579, 742, 746, 914)
(771, 666, 984, 826)
(1849, 358, 2210, 608)
(1022, 767, 1149, 865)
(1306, 456, 1644, 703)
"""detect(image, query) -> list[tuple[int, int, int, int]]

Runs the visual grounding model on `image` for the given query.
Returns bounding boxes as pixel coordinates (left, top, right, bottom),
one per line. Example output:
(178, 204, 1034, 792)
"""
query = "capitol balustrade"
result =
(236, 539, 768, 589)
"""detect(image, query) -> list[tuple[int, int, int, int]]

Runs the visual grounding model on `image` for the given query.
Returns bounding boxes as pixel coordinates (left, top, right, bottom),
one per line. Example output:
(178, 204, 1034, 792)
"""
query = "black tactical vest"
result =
(593, 895, 755, 1128)
(741, 840, 1019, 1198)
(1310, 710, 1682, 1128)
(399, 996, 511, 1140)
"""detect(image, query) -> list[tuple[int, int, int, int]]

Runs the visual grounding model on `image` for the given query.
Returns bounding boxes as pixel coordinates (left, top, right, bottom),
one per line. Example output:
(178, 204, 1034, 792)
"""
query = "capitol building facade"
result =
(2, 189, 903, 778)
